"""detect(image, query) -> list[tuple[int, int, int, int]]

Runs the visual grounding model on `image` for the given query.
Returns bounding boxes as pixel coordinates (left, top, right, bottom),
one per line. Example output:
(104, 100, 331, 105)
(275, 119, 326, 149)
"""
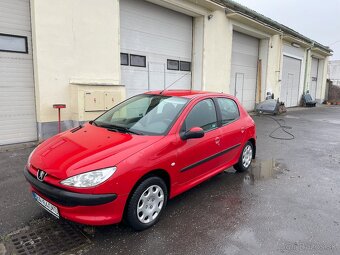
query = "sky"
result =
(233, 0, 340, 60)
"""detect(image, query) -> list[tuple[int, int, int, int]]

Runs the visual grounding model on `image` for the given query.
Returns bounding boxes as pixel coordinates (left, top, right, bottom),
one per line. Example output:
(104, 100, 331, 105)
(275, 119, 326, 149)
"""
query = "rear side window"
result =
(184, 99, 217, 132)
(216, 98, 239, 125)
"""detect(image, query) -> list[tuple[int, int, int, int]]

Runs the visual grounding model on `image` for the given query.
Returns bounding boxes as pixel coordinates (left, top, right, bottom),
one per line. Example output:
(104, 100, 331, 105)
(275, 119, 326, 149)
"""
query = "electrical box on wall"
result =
(84, 92, 105, 111)
(70, 83, 125, 121)
(84, 91, 123, 112)
(104, 92, 122, 110)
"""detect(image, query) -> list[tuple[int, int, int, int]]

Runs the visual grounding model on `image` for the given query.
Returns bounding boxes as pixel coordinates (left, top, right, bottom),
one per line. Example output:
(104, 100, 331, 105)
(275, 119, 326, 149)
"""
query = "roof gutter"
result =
(212, 0, 332, 54)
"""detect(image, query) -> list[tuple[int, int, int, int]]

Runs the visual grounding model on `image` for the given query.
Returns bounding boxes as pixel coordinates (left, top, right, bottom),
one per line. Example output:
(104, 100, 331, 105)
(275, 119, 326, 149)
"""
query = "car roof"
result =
(145, 90, 228, 99)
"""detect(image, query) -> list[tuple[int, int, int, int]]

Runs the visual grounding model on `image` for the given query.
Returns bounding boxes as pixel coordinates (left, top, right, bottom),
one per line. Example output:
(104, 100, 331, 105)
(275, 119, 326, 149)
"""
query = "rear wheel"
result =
(234, 141, 253, 172)
(126, 176, 167, 231)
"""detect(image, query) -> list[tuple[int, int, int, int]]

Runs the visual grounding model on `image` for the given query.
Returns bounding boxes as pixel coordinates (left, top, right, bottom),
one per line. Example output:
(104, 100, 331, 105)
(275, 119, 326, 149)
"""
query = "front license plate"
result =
(32, 192, 60, 218)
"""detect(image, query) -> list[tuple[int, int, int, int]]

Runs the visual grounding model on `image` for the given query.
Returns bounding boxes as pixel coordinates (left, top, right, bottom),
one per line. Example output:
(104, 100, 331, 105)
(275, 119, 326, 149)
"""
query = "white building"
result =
(0, 0, 332, 145)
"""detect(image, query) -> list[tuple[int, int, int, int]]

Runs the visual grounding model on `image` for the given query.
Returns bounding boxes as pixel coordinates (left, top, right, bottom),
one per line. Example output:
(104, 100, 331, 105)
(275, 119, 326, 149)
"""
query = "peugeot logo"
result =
(37, 169, 47, 182)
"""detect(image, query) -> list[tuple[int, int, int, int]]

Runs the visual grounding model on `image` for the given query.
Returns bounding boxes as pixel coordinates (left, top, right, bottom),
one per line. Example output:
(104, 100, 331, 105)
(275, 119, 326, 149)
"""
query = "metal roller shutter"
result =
(120, 0, 192, 98)
(0, 0, 37, 145)
(280, 56, 302, 107)
(230, 31, 259, 111)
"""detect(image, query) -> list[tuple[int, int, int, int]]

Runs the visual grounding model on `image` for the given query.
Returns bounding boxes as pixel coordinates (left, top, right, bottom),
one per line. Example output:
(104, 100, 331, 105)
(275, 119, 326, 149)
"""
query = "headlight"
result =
(60, 167, 117, 188)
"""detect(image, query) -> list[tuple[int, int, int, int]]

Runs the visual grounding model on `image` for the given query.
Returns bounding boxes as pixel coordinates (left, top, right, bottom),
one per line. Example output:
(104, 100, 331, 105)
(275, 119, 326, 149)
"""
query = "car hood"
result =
(30, 123, 163, 180)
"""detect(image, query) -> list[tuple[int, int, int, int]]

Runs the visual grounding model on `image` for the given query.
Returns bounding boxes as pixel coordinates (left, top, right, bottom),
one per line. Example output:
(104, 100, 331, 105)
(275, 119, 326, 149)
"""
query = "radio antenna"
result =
(160, 72, 190, 94)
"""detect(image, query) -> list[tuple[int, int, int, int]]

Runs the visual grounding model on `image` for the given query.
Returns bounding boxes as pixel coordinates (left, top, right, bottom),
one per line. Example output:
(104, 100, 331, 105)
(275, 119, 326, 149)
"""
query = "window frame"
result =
(130, 54, 146, 67)
(120, 53, 129, 66)
(180, 61, 191, 71)
(0, 33, 28, 54)
(167, 59, 180, 71)
(213, 97, 240, 127)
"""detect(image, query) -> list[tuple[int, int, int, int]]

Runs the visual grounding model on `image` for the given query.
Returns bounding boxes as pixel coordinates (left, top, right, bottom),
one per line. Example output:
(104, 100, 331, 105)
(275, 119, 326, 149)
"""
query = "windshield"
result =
(93, 94, 189, 135)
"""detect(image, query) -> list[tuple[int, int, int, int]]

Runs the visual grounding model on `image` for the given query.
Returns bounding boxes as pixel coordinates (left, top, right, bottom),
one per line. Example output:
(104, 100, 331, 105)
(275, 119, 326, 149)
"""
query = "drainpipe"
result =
(304, 42, 315, 94)
(275, 33, 283, 101)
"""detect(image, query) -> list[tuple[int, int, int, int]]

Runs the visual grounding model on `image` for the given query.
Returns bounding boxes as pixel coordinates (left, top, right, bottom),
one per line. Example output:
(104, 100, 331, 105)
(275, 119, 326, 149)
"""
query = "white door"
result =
(120, 0, 192, 98)
(0, 0, 37, 145)
(310, 57, 319, 100)
(230, 31, 259, 111)
(280, 56, 301, 107)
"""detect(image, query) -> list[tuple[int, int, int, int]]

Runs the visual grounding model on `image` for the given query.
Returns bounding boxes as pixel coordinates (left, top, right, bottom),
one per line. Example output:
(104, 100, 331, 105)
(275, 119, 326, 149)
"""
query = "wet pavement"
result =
(1, 106, 340, 254)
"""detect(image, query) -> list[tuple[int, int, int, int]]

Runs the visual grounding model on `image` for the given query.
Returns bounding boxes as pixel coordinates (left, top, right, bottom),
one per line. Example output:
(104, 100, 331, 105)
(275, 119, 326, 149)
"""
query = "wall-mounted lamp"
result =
(207, 14, 213, 20)
(291, 42, 301, 48)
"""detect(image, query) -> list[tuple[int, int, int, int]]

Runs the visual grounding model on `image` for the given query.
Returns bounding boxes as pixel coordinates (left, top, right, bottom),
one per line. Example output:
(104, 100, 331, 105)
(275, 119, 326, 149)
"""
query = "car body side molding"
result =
(180, 143, 241, 173)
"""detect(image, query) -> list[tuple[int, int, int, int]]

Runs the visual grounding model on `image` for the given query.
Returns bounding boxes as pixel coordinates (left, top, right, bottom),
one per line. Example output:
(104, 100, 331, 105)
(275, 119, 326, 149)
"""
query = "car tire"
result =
(126, 176, 168, 231)
(233, 141, 254, 172)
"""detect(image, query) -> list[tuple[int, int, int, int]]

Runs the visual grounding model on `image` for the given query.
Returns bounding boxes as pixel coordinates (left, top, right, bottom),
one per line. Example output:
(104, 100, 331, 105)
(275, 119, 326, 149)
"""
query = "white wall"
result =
(202, 9, 232, 93)
(192, 16, 204, 90)
(31, 0, 121, 123)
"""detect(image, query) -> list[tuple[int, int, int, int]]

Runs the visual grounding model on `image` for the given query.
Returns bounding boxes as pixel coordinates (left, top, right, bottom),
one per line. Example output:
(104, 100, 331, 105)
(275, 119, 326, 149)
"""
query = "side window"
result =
(120, 53, 129, 65)
(216, 98, 240, 125)
(130, 54, 146, 67)
(184, 99, 217, 132)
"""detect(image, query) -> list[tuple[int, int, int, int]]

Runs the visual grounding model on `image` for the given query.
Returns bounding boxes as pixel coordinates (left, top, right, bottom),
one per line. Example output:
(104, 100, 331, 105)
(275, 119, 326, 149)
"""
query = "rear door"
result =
(215, 97, 245, 164)
(176, 99, 222, 184)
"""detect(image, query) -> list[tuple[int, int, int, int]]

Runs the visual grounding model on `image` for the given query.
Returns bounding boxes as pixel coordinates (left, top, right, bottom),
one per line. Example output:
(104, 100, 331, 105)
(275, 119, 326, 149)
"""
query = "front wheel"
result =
(233, 141, 254, 172)
(126, 176, 167, 231)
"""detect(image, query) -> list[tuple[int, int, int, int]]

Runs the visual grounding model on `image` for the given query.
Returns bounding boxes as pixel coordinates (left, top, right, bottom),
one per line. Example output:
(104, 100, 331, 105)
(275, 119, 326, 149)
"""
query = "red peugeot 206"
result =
(24, 90, 256, 230)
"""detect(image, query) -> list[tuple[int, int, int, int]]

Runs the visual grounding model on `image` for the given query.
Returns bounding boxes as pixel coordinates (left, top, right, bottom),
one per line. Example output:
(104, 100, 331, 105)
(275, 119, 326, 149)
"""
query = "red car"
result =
(24, 90, 256, 230)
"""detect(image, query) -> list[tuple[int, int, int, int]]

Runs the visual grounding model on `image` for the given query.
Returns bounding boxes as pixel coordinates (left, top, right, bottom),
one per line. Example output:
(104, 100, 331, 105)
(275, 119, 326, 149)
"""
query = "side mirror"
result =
(181, 127, 204, 140)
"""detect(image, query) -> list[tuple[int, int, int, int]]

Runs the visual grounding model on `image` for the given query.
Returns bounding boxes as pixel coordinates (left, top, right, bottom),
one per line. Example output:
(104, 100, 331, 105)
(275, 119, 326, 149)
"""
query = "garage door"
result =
(230, 31, 259, 111)
(120, 0, 192, 98)
(280, 56, 301, 107)
(310, 57, 319, 100)
(0, 0, 37, 145)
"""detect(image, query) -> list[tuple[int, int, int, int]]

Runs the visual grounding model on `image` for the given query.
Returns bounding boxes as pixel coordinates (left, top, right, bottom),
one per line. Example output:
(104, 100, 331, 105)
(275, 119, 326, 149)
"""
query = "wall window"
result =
(130, 54, 146, 67)
(167, 59, 179, 70)
(216, 98, 240, 125)
(180, 61, 191, 71)
(184, 99, 217, 132)
(121, 53, 129, 65)
(0, 34, 28, 53)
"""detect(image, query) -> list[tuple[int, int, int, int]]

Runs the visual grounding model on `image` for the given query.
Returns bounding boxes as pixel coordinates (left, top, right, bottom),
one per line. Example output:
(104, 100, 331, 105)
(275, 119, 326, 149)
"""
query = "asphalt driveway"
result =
(1, 106, 339, 255)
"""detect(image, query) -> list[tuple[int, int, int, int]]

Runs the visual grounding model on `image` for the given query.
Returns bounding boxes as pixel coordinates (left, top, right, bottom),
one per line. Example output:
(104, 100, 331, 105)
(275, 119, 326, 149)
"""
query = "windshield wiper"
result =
(90, 120, 98, 126)
(106, 124, 143, 135)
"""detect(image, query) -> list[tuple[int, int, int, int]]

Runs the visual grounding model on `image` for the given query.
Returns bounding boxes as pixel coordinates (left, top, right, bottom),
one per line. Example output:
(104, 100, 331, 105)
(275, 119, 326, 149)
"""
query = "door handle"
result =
(241, 127, 246, 133)
(215, 137, 220, 145)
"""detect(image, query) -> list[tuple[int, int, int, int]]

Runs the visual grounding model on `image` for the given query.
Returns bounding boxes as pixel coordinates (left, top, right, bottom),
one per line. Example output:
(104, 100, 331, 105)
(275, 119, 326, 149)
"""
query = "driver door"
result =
(176, 99, 223, 184)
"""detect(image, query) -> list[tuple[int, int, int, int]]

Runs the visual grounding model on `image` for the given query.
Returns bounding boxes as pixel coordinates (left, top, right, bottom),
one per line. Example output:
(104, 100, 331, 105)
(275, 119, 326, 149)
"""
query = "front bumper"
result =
(24, 167, 127, 225)
(24, 167, 117, 206)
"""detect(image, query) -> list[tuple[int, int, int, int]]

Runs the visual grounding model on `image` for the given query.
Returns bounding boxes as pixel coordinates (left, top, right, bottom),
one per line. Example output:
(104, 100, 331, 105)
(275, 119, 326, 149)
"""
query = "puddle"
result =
(244, 159, 287, 185)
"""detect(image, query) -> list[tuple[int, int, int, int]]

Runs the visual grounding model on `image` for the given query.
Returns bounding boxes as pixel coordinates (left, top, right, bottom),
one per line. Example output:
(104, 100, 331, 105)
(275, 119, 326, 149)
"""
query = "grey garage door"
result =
(0, 0, 37, 145)
(120, 0, 192, 98)
(230, 31, 259, 111)
(280, 56, 301, 107)
(310, 57, 319, 100)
